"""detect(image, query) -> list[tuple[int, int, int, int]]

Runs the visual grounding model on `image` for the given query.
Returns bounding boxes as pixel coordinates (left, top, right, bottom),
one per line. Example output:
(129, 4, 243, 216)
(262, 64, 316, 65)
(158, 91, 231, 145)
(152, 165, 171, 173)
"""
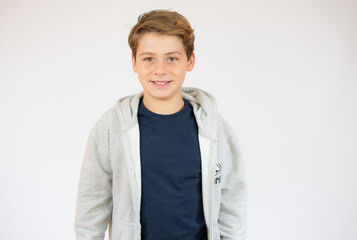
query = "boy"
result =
(74, 9, 247, 240)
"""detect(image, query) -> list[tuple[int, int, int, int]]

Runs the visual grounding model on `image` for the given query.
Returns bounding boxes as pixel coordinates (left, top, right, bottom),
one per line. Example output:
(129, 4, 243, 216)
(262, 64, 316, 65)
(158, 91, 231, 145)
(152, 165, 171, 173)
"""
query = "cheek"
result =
(171, 65, 187, 77)
(137, 65, 152, 77)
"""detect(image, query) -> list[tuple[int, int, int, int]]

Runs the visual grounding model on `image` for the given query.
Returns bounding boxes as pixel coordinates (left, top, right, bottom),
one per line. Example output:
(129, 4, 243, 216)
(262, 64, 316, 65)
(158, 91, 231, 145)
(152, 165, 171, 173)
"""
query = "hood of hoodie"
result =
(115, 87, 219, 140)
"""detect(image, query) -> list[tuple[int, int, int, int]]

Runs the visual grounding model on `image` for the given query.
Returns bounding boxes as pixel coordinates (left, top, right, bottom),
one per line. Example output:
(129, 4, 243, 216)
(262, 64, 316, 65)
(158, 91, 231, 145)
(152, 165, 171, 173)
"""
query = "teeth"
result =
(154, 81, 169, 85)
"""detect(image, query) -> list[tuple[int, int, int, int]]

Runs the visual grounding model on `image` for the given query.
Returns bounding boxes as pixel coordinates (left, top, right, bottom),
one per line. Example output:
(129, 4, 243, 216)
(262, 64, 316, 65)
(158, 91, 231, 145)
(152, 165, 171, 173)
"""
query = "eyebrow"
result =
(139, 51, 182, 56)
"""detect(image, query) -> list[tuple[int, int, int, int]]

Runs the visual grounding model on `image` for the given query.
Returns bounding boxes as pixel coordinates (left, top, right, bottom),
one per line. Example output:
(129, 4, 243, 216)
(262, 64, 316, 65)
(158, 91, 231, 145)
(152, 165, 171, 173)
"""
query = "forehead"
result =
(137, 32, 185, 54)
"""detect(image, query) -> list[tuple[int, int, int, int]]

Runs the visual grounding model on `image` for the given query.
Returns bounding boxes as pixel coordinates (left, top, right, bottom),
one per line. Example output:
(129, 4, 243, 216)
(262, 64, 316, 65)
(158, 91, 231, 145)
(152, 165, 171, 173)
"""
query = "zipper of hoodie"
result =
(209, 141, 215, 240)
(125, 128, 141, 240)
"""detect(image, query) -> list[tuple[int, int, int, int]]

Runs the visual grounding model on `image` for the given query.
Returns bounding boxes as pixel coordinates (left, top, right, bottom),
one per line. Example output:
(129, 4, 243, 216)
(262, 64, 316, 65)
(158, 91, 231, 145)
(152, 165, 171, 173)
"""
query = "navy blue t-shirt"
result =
(138, 96, 207, 240)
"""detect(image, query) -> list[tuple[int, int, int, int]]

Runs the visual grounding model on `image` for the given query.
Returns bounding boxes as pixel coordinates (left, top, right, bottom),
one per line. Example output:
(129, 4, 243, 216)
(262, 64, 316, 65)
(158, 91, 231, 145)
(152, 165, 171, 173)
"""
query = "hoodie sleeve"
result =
(74, 119, 113, 240)
(217, 114, 247, 240)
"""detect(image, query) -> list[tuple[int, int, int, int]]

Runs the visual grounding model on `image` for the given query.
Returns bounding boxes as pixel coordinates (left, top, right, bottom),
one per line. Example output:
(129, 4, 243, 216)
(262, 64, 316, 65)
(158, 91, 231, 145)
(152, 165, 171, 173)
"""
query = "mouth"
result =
(150, 80, 172, 88)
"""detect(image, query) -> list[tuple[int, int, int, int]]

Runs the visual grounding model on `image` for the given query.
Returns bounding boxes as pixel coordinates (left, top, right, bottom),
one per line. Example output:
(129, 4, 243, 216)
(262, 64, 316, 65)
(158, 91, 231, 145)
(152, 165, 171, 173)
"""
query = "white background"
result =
(1, 0, 356, 239)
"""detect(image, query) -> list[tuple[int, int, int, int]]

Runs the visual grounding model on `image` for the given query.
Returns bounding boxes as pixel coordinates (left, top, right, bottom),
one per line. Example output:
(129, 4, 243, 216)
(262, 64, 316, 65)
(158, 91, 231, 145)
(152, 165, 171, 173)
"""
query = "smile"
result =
(150, 81, 172, 88)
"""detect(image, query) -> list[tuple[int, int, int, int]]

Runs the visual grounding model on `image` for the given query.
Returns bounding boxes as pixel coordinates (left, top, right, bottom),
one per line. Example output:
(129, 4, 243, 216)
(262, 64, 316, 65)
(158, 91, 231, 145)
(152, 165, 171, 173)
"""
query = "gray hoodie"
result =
(74, 87, 247, 240)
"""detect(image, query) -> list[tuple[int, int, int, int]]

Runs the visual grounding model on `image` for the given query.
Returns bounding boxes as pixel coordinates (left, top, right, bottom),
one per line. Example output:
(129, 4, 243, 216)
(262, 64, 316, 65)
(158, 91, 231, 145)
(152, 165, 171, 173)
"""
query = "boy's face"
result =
(132, 32, 195, 103)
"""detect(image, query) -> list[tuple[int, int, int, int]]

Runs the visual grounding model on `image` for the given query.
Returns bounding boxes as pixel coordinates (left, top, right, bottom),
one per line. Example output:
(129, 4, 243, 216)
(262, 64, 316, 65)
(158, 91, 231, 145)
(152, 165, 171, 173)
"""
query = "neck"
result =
(142, 93, 185, 115)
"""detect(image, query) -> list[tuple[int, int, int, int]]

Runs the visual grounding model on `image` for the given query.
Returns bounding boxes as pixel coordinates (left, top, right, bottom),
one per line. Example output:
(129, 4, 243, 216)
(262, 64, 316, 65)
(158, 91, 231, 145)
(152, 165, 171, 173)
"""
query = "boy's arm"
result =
(74, 123, 113, 240)
(217, 114, 247, 240)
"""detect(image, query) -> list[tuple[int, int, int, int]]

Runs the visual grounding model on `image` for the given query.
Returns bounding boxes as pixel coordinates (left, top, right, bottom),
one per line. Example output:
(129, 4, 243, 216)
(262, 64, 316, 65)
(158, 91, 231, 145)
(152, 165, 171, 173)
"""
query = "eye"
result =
(168, 57, 178, 62)
(144, 57, 154, 62)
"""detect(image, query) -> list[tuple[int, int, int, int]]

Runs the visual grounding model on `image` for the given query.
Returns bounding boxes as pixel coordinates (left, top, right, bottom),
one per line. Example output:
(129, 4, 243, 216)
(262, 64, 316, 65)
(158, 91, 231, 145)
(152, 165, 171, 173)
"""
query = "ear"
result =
(187, 52, 195, 72)
(132, 54, 137, 73)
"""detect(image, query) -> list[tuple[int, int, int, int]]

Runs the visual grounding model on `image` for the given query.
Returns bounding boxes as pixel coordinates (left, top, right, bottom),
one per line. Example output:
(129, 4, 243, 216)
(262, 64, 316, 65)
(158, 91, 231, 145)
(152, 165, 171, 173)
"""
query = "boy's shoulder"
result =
(90, 91, 140, 133)
(88, 107, 119, 142)
(94, 107, 118, 128)
(93, 91, 139, 127)
(215, 110, 242, 144)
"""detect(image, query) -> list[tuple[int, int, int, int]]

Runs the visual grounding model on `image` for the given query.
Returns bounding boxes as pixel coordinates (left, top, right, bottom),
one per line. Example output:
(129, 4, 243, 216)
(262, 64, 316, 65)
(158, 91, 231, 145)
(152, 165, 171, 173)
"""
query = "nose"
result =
(154, 60, 167, 76)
